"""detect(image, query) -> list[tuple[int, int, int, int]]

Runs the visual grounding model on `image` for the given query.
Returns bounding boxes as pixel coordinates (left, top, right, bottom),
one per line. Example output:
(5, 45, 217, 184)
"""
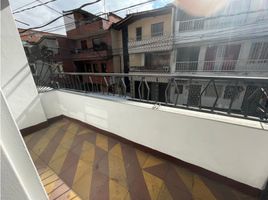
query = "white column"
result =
(170, 49, 177, 73)
(1, 0, 47, 129)
(197, 46, 206, 71)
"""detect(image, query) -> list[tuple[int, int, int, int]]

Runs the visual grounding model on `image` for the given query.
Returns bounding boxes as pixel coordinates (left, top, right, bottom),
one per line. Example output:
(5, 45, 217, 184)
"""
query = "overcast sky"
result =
(10, 0, 173, 35)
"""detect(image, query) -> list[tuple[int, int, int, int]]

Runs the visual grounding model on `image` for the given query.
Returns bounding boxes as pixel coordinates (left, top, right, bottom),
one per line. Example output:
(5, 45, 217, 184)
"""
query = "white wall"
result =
(1, 148, 29, 200)
(1, 91, 48, 200)
(1, 0, 47, 129)
(41, 90, 268, 190)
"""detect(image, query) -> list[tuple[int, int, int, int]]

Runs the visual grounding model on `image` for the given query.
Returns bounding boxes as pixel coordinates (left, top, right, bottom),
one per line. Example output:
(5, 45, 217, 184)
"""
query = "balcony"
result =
(175, 59, 268, 76)
(23, 114, 262, 200)
(175, 10, 268, 43)
(70, 48, 111, 61)
(4, 71, 268, 199)
(4, 3, 268, 199)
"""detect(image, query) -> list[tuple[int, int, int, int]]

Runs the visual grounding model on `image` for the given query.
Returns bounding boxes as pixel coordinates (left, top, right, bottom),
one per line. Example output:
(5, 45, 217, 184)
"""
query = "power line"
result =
(36, 0, 73, 20)
(13, 0, 57, 14)
(15, 19, 30, 26)
(13, 0, 40, 12)
(19, 0, 103, 33)
(37, 0, 61, 15)
(20, 0, 159, 35)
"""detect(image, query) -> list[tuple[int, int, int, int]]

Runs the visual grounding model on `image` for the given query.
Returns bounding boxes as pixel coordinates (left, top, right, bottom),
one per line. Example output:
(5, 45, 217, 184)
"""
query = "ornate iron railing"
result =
(35, 71, 268, 122)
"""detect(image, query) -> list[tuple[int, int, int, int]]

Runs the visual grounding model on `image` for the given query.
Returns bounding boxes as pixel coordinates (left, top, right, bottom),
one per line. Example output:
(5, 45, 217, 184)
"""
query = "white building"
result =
(170, 0, 268, 112)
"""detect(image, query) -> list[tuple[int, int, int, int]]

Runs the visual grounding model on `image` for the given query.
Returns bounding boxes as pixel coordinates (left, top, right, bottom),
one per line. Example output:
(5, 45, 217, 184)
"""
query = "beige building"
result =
(112, 5, 176, 100)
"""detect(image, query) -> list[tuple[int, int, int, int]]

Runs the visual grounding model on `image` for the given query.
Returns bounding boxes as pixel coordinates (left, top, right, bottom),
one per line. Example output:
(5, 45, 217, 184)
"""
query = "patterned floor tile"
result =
(24, 118, 258, 200)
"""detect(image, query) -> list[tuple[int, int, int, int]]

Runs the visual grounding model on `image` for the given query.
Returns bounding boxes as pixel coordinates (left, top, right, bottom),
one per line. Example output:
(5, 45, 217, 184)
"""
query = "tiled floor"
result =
(24, 118, 257, 200)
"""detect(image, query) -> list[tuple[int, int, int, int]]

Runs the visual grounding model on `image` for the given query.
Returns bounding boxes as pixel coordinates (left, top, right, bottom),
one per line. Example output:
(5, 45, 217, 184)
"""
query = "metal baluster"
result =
(138, 77, 144, 101)
(199, 79, 213, 109)
(211, 80, 219, 112)
(165, 79, 171, 105)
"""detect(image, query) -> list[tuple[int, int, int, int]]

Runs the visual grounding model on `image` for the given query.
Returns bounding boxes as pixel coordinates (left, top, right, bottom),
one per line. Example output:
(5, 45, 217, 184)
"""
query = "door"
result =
(158, 83, 167, 103)
(187, 85, 202, 106)
(222, 44, 241, 71)
(204, 46, 217, 71)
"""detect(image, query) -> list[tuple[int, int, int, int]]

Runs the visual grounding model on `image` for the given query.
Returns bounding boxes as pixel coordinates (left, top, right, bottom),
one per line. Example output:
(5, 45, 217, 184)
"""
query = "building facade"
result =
(63, 9, 122, 73)
(113, 5, 176, 100)
(19, 29, 70, 85)
(170, 0, 268, 112)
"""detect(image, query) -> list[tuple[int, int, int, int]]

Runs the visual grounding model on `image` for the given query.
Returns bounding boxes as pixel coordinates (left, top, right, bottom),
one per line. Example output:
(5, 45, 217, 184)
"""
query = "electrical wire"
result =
(13, 0, 57, 14)
(13, 0, 40, 12)
(19, 0, 159, 34)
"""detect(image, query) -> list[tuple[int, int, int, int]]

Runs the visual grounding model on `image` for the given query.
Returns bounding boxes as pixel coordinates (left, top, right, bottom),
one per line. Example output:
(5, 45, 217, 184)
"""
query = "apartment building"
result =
(170, 0, 268, 113)
(19, 29, 70, 84)
(62, 9, 122, 73)
(113, 5, 176, 100)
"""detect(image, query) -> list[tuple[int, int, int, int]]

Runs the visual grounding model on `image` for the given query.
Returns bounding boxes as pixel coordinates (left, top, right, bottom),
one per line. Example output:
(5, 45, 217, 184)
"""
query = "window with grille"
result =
(223, 86, 243, 99)
(248, 42, 268, 63)
(136, 27, 142, 41)
(151, 22, 163, 37)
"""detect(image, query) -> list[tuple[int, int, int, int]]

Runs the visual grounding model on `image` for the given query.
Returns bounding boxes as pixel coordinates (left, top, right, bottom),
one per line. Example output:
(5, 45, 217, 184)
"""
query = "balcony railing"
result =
(177, 9, 268, 32)
(128, 33, 173, 52)
(176, 59, 268, 73)
(129, 66, 170, 73)
(35, 72, 268, 121)
(70, 48, 111, 60)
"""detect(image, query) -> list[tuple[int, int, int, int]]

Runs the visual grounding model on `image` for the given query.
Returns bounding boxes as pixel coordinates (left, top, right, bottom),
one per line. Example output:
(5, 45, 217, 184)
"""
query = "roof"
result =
(18, 28, 65, 43)
(107, 12, 123, 20)
(112, 5, 174, 30)
(18, 28, 66, 43)
(63, 8, 105, 21)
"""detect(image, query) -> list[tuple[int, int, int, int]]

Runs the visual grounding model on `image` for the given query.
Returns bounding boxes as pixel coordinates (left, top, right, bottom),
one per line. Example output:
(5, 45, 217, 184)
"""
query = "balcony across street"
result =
(24, 117, 257, 200)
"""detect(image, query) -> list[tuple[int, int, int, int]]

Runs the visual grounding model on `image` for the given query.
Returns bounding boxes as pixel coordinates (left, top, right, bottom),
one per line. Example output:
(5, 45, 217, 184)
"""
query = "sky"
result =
(10, 0, 173, 35)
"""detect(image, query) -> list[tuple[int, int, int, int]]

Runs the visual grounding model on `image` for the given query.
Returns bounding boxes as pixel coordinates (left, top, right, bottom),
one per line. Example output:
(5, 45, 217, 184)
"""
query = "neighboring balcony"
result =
(70, 48, 111, 60)
(175, 10, 268, 43)
(129, 65, 170, 73)
(175, 59, 268, 76)
(128, 33, 173, 53)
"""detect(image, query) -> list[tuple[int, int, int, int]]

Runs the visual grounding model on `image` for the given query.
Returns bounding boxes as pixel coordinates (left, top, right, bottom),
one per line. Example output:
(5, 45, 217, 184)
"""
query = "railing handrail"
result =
(54, 72, 268, 81)
(176, 59, 268, 63)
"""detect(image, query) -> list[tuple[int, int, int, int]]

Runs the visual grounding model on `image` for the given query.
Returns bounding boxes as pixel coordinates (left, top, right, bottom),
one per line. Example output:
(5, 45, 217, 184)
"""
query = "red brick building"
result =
(63, 9, 122, 73)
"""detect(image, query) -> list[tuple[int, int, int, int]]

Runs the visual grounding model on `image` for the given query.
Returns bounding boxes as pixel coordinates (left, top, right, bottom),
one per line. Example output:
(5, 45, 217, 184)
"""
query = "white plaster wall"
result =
(1, 148, 29, 200)
(1, 91, 48, 200)
(40, 90, 268, 189)
(1, 0, 47, 129)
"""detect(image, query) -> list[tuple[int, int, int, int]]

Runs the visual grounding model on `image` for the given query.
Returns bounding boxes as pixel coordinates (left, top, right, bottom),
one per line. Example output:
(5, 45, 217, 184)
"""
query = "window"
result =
(221, 44, 241, 71)
(93, 64, 98, 73)
(136, 27, 142, 41)
(204, 85, 223, 97)
(80, 40, 87, 50)
(248, 42, 268, 62)
(151, 22, 163, 37)
(92, 38, 107, 51)
(223, 86, 243, 99)
(145, 52, 170, 68)
(176, 47, 200, 71)
(101, 63, 107, 73)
